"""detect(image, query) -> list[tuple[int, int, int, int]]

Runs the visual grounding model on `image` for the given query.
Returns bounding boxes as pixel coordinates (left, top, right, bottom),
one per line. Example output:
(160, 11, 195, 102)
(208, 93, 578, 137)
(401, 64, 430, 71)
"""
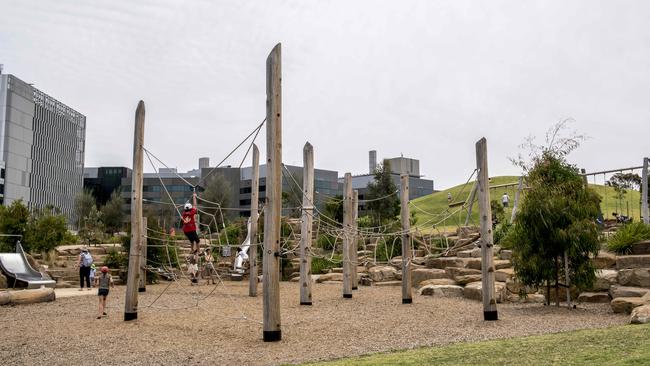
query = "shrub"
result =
(493, 222, 512, 247)
(311, 255, 342, 274)
(316, 233, 337, 251)
(104, 249, 127, 270)
(375, 236, 401, 262)
(607, 222, 650, 254)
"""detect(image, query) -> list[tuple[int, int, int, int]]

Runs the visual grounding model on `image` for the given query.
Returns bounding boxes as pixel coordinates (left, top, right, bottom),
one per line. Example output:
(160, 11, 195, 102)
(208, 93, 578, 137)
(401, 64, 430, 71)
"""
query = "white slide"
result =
(233, 218, 252, 273)
(0, 242, 55, 289)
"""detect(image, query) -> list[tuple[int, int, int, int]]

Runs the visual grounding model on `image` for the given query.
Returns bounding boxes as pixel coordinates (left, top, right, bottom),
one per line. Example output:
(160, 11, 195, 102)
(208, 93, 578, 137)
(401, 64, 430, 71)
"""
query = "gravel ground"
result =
(0, 281, 628, 366)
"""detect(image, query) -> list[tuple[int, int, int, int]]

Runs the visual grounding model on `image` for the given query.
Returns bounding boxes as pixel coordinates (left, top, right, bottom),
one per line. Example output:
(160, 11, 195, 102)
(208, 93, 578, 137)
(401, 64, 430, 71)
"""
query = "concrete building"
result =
(0, 73, 86, 221)
(83, 167, 131, 205)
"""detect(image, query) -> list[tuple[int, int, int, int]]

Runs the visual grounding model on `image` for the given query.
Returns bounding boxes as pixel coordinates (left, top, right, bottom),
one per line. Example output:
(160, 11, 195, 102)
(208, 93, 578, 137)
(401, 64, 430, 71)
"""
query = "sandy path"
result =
(0, 281, 628, 365)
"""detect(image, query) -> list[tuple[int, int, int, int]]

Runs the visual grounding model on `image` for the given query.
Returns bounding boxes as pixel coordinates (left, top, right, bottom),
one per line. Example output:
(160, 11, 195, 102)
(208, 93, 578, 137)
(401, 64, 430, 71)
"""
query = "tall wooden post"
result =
(138, 217, 148, 292)
(124, 100, 145, 321)
(400, 172, 412, 304)
(464, 182, 478, 226)
(352, 190, 359, 290)
(342, 173, 353, 299)
(642, 158, 649, 225)
(510, 176, 524, 223)
(249, 144, 260, 297)
(476, 137, 498, 321)
(299, 142, 314, 305)
(564, 250, 571, 308)
(263, 43, 282, 342)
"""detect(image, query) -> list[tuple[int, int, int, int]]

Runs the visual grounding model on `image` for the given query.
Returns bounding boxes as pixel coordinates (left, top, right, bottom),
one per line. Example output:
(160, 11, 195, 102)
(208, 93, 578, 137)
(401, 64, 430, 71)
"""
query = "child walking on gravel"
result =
(95, 266, 114, 319)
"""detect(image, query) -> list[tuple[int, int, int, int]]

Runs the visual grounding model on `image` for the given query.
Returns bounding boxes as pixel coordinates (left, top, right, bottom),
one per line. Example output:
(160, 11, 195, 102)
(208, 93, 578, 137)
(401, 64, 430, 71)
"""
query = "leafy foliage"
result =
(366, 160, 400, 225)
(507, 128, 601, 304)
(78, 205, 105, 244)
(0, 200, 30, 252)
(607, 222, 650, 254)
(74, 189, 96, 230)
(200, 174, 232, 229)
(104, 249, 127, 270)
(101, 190, 124, 234)
(323, 195, 343, 224)
(311, 255, 342, 274)
(24, 208, 68, 253)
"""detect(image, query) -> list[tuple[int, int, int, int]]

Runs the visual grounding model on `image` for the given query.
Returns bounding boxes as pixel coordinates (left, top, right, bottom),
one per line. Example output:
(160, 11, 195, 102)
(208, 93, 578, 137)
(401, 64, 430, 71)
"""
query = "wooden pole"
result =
(124, 100, 145, 321)
(564, 250, 572, 308)
(510, 176, 524, 223)
(263, 43, 282, 342)
(352, 190, 359, 290)
(138, 217, 148, 292)
(400, 172, 412, 304)
(300, 142, 314, 305)
(342, 173, 353, 299)
(476, 137, 498, 321)
(580, 168, 588, 186)
(249, 144, 260, 297)
(464, 182, 478, 226)
(642, 157, 649, 225)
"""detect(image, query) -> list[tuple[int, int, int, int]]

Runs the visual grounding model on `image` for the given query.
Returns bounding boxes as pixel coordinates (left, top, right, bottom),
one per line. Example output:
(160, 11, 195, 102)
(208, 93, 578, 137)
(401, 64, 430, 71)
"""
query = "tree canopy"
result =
(366, 160, 400, 225)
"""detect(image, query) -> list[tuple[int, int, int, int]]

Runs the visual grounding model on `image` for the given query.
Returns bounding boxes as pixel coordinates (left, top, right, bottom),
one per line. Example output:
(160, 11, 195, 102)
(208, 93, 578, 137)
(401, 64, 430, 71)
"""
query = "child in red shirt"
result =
(182, 193, 200, 252)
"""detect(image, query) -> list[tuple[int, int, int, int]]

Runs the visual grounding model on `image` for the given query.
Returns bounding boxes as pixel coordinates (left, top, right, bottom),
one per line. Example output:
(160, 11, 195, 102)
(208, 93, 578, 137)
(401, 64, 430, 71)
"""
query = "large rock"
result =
(577, 292, 611, 303)
(466, 258, 482, 270)
(463, 281, 507, 303)
(500, 250, 513, 261)
(593, 251, 617, 269)
(410, 268, 449, 287)
(445, 267, 480, 281)
(418, 284, 464, 297)
(457, 248, 481, 258)
(617, 269, 650, 288)
(455, 275, 482, 285)
(426, 257, 466, 269)
(374, 281, 401, 287)
(507, 293, 546, 303)
(611, 297, 646, 314)
(591, 269, 619, 291)
(609, 285, 649, 299)
(315, 273, 343, 283)
(368, 266, 398, 282)
(495, 268, 515, 282)
(418, 278, 458, 288)
(631, 241, 650, 255)
(616, 255, 650, 270)
(630, 304, 650, 324)
(494, 260, 512, 270)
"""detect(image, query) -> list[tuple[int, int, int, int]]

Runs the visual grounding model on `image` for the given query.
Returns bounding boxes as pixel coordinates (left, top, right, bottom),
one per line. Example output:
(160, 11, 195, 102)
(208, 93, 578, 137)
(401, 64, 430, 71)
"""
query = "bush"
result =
(311, 255, 342, 274)
(375, 236, 401, 262)
(316, 233, 337, 251)
(493, 222, 512, 247)
(24, 210, 68, 253)
(607, 222, 650, 254)
(104, 249, 127, 270)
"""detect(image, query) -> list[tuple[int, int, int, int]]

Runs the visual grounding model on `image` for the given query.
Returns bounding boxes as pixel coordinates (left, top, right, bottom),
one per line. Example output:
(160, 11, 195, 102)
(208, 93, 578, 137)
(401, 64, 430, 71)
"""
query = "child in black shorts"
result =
(95, 266, 114, 319)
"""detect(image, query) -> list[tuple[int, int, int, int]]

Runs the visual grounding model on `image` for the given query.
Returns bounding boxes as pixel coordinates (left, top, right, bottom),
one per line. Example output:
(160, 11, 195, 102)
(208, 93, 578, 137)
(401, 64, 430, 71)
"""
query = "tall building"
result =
(0, 73, 86, 221)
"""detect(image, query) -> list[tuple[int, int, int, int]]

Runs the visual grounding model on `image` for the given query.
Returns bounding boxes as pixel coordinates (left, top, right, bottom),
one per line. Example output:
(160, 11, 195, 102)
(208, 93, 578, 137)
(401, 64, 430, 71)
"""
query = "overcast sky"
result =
(1, 0, 649, 189)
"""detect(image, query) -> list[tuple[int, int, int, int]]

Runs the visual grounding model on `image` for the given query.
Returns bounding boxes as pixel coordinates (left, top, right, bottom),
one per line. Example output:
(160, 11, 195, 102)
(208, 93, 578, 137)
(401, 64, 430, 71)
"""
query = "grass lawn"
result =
(411, 176, 643, 234)
(301, 323, 650, 366)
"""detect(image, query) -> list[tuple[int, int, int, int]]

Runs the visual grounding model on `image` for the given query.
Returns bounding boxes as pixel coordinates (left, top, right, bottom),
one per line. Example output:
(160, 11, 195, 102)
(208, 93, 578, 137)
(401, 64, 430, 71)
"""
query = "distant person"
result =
(502, 192, 510, 208)
(187, 251, 199, 285)
(203, 248, 216, 285)
(447, 192, 452, 204)
(182, 193, 200, 252)
(89, 264, 97, 288)
(95, 266, 114, 319)
(77, 247, 93, 291)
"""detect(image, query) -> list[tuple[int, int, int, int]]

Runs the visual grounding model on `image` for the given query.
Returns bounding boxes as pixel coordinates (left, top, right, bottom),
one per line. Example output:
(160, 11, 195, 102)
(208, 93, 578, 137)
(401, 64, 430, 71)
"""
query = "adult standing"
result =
(502, 192, 510, 208)
(78, 246, 93, 291)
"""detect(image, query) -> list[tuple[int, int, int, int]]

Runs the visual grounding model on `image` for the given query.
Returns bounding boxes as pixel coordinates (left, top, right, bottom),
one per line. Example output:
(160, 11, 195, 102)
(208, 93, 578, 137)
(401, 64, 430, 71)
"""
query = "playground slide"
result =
(234, 218, 252, 273)
(0, 242, 55, 289)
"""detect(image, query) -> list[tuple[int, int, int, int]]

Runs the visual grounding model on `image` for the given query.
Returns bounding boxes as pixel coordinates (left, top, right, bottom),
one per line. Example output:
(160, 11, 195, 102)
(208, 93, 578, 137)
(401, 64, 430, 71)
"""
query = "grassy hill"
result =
(410, 176, 643, 232)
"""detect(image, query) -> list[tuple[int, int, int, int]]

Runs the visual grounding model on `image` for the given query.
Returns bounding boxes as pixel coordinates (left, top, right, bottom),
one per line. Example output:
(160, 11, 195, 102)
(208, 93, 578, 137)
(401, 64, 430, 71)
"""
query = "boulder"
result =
(368, 266, 398, 282)
(495, 268, 515, 282)
(616, 255, 650, 270)
(455, 275, 482, 285)
(445, 267, 481, 280)
(500, 250, 513, 261)
(418, 284, 464, 297)
(412, 257, 427, 266)
(591, 269, 618, 291)
(611, 297, 646, 314)
(630, 304, 650, 324)
(466, 258, 482, 270)
(631, 240, 650, 255)
(0, 273, 6, 289)
(374, 281, 401, 287)
(507, 293, 546, 303)
(418, 278, 458, 288)
(457, 248, 481, 258)
(410, 268, 449, 287)
(463, 281, 507, 303)
(0, 288, 55, 306)
(609, 285, 649, 299)
(617, 269, 650, 288)
(426, 257, 466, 269)
(315, 273, 343, 283)
(593, 251, 617, 269)
(577, 292, 611, 303)
(494, 260, 512, 270)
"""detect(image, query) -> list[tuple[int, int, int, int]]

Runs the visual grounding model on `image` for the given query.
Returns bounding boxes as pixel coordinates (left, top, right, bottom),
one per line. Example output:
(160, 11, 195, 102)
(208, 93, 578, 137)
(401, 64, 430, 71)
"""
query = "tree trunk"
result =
(555, 257, 560, 307)
(546, 281, 551, 306)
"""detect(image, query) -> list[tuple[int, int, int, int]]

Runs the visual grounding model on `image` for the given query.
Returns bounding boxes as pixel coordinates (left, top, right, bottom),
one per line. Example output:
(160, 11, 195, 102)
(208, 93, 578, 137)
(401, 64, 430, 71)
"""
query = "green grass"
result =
(300, 323, 650, 366)
(411, 176, 643, 233)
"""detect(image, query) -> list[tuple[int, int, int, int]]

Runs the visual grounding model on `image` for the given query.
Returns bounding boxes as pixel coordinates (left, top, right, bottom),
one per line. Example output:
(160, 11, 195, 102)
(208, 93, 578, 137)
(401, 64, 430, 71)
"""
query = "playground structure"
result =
(116, 43, 650, 344)
(0, 241, 55, 289)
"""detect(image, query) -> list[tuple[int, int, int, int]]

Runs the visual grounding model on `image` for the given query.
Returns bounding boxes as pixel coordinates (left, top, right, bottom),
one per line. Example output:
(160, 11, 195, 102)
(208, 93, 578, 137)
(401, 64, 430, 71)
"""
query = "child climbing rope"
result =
(187, 251, 199, 285)
(95, 266, 114, 319)
(182, 191, 200, 252)
(203, 248, 216, 285)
